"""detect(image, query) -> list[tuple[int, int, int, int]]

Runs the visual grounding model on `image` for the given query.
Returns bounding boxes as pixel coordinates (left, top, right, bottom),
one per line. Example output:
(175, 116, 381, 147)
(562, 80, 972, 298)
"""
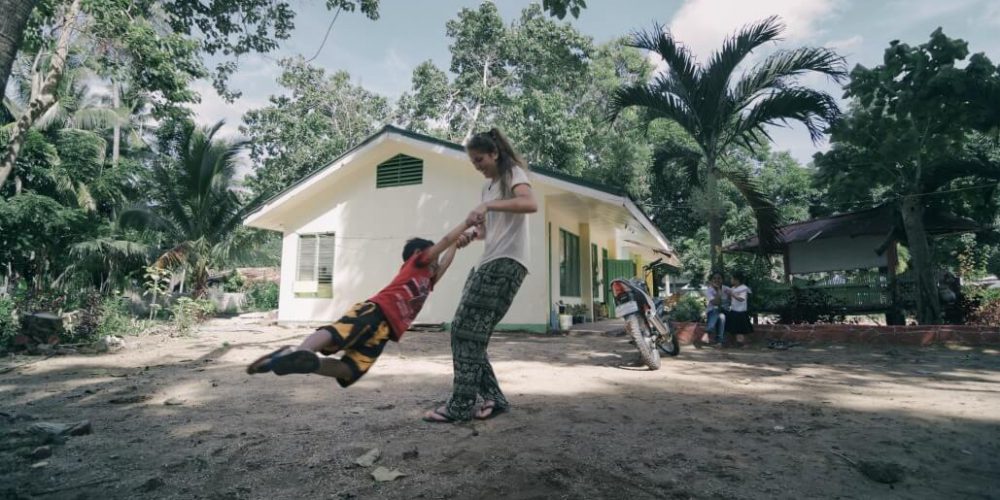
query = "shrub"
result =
(0, 296, 17, 348)
(671, 293, 705, 323)
(966, 287, 1000, 326)
(245, 281, 279, 311)
(775, 287, 847, 324)
(172, 297, 217, 335)
(222, 270, 246, 293)
(71, 291, 143, 343)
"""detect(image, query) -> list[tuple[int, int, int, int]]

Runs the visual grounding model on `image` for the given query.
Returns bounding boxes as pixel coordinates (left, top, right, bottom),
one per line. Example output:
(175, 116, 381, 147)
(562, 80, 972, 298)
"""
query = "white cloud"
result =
(885, 0, 979, 26)
(186, 80, 265, 139)
(826, 34, 864, 54)
(667, 0, 842, 60)
(983, 1, 1000, 26)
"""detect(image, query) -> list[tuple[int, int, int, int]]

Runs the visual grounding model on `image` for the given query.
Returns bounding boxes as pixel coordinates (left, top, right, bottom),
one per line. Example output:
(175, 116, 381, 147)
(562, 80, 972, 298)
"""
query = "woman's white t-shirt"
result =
(729, 285, 751, 312)
(479, 166, 531, 269)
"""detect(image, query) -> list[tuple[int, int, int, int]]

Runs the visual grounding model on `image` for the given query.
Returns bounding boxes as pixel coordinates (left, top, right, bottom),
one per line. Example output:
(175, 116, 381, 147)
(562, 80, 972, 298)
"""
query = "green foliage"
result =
(0, 296, 18, 348)
(771, 287, 847, 324)
(988, 251, 1000, 278)
(542, 0, 586, 19)
(671, 293, 704, 323)
(964, 287, 1000, 326)
(245, 281, 279, 311)
(396, 6, 651, 194)
(222, 271, 246, 293)
(122, 119, 267, 295)
(242, 58, 390, 198)
(814, 29, 1000, 323)
(97, 293, 143, 337)
(143, 266, 172, 319)
(610, 16, 846, 268)
(172, 297, 216, 335)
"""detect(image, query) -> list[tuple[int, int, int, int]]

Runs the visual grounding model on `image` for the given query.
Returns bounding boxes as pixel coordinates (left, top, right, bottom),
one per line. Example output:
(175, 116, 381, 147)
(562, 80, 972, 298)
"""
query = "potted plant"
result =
(571, 304, 588, 324)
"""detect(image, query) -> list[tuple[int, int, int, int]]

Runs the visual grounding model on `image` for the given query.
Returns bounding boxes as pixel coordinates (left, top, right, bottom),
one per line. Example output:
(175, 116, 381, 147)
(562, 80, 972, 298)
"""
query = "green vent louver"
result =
(377, 154, 423, 188)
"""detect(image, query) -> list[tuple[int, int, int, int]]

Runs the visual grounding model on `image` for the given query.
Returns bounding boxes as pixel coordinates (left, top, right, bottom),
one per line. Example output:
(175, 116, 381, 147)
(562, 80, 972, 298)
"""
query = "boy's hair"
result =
(403, 238, 434, 262)
(731, 271, 746, 284)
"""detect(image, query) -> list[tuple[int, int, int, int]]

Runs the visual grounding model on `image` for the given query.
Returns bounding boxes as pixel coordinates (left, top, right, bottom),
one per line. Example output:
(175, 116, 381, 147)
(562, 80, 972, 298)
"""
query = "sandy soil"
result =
(1, 316, 999, 500)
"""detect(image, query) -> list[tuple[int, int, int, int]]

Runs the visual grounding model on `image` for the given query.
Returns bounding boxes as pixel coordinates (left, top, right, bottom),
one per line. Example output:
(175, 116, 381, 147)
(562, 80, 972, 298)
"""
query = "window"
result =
(559, 229, 581, 297)
(294, 233, 335, 298)
(376, 154, 423, 188)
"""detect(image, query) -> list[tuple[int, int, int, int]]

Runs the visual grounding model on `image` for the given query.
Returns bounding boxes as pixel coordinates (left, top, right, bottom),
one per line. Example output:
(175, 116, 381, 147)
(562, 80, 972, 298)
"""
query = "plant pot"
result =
(559, 314, 573, 330)
(572, 315, 585, 324)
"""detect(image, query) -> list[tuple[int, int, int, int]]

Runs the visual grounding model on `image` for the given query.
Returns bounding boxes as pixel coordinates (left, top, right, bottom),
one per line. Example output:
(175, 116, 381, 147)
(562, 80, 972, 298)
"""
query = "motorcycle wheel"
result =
(657, 326, 681, 357)
(624, 315, 661, 370)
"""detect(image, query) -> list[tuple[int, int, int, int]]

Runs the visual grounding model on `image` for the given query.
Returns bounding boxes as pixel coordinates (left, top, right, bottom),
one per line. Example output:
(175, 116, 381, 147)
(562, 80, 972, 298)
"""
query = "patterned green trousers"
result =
(445, 258, 527, 420)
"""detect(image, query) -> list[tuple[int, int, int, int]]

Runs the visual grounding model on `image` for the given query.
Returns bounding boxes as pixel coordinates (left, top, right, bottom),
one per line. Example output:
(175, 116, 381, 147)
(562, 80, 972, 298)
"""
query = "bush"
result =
(671, 293, 705, 323)
(222, 270, 246, 293)
(0, 296, 18, 348)
(245, 281, 279, 311)
(966, 287, 1000, 326)
(172, 297, 216, 335)
(71, 291, 144, 343)
(98, 293, 144, 338)
(775, 287, 846, 324)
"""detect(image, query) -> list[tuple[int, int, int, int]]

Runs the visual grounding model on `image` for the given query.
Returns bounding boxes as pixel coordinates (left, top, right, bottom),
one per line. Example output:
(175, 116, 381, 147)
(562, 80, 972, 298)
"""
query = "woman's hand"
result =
(465, 203, 488, 227)
(456, 231, 475, 249)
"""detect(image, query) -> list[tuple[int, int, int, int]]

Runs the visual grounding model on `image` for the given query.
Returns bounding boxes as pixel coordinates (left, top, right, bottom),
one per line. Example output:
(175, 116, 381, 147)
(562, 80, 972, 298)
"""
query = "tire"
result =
(657, 322, 681, 357)
(625, 315, 661, 370)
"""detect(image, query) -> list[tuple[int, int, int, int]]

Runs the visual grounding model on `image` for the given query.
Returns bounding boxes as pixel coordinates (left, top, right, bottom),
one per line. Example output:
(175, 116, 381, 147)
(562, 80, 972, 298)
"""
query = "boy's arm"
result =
(432, 245, 458, 285)
(421, 219, 473, 265)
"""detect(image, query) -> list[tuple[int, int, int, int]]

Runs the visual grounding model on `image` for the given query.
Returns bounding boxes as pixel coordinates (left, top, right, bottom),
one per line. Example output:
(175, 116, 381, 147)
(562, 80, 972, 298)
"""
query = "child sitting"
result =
(246, 218, 474, 386)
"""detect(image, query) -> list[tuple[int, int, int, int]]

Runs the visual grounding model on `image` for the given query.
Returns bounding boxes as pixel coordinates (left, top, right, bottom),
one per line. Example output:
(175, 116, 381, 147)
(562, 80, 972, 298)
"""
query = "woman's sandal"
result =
(246, 346, 292, 374)
(270, 350, 321, 375)
(474, 400, 508, 420)
(423, 406, 456, 423)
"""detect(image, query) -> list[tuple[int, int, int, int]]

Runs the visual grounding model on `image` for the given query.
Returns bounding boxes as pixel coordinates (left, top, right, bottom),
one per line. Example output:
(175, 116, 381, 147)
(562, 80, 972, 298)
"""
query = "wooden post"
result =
(886, 241, 902, 325)
(782, 246, 792, 284)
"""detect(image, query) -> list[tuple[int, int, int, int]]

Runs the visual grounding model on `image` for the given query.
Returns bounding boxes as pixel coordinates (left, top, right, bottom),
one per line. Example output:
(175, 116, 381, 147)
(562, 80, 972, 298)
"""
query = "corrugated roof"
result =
(726, 205, 983, 253)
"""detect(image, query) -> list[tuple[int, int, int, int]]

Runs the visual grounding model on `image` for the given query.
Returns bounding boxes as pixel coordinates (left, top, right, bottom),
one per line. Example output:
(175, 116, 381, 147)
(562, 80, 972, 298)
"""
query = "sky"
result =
(190, 0, 1000, 164)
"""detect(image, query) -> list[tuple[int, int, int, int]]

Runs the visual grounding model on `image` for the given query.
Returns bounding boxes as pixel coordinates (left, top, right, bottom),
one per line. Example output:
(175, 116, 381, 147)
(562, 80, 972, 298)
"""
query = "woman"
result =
(725, 271, 753, 347)
(424, 128, 537, 422)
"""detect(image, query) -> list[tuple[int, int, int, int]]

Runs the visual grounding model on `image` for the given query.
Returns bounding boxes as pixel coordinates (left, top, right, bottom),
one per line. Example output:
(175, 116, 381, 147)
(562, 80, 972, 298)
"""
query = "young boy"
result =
(246, 218, 475, 386)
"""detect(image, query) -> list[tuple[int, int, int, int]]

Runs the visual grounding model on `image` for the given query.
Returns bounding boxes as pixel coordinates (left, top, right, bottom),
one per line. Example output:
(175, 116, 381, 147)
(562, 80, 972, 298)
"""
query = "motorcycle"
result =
(610, 258, 680, 370)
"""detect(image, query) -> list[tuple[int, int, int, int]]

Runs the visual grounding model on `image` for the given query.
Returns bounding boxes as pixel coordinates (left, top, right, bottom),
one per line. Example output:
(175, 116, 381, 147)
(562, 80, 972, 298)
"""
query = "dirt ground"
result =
(2, 316, 999, 500)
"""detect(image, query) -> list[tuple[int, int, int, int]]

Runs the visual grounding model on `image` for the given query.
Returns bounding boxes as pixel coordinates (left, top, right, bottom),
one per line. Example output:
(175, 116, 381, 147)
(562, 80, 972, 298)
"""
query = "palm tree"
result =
(121, 120, 266, 297)
(610, 16, 847, 270)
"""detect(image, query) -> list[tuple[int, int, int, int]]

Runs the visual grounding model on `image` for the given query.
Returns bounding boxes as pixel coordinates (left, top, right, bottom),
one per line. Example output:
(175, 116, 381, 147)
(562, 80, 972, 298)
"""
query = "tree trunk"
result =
(705, 161, 723, 272)
(899, 196, 941, 324)
(111, 79, 121, 167)
(0, 0, 38, 98)
(0, 0, 82, 190)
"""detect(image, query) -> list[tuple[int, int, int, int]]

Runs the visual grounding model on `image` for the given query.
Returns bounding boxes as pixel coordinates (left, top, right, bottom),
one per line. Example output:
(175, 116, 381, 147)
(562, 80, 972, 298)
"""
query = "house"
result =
(243, 125, 678, 332)
(725, 205, 982, 321)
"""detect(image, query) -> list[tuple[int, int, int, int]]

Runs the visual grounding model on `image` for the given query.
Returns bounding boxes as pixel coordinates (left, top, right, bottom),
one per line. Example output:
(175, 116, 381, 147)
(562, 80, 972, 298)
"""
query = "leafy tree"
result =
(122, 120, 266, 296)
(814, 29, 1000, 323)
(241, 57, 390, 199)
(609, 16, 846, 271)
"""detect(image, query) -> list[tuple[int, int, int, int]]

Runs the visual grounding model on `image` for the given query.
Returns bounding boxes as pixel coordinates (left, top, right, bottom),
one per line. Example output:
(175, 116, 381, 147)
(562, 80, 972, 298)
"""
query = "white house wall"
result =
(277, 138, 548, 329)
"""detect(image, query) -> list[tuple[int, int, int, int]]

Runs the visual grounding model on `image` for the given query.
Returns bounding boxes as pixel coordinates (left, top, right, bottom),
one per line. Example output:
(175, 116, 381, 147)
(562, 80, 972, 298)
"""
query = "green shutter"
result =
(559, 229, 581, 297)
(376, 154, 423, 188)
